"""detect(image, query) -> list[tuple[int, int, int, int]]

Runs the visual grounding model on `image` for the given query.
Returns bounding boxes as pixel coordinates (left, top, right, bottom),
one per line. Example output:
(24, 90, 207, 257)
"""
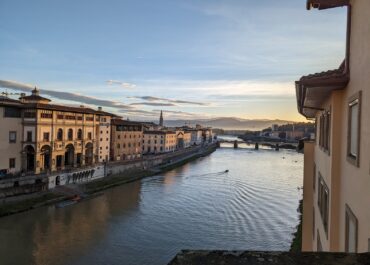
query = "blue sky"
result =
(0, 0, 347, 121)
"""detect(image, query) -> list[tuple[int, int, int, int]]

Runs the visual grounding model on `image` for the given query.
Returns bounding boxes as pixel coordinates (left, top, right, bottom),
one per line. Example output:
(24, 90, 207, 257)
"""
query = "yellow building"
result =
(143, 130, 176, 154)
(0, 96, 23, 177)
(18, 88, 114, 174)
(175, 130, 191, 149)
(110, 119, 143, 161)
(296, 0, 370, 253)
(97, 110, 115, 163)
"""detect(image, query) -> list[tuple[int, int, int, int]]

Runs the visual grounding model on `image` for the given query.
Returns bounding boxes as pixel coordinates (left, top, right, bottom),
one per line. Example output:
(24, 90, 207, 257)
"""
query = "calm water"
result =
(0, 143, 303, 265)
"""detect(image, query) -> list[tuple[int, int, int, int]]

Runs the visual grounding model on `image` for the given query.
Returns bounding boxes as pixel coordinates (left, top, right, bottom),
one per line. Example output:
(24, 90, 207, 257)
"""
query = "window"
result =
(9, 131, 16, 143)
(345, 205, 358, 253)
(57, 129, 63, 141)
(318, 109, 331, 152)
(41, 112, 52, 119)
(68, 129, 73, 140)
(318, 174, 329, 234)
(27, 131, 32, 142)
(57, 114, 64, 119)
(4, 107, 21, 118)
(65, 115, 76, 120)
(9, 158, 15, 169)
(43, 132, 50, 141)
(313, 207, 316, 239)
(77, 129, 82, 140)
(347, 91, 361, 167)
(24, 110, 36, 118)
(317, 230, 323, 252)
(313, 163, 316, 191)
(88, 132, 92, 140)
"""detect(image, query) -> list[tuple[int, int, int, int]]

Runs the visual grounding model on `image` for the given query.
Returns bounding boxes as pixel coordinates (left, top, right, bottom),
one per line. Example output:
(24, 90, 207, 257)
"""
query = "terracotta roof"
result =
(298, 61, 347, 83)
(111, 119, 144, 126)
(306, 0, 349, 10)
(20, 94, 51, 102)
(295, 61, 349, 118)
(95, 110, 119, 117)
(24, 103, 101, 115)
(144, 130, 176, 135)
(0, 96, 23, 105)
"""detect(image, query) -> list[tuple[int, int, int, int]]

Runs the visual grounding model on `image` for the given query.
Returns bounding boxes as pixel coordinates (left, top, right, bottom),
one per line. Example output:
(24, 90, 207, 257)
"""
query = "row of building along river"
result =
(0, 136, 303, 265)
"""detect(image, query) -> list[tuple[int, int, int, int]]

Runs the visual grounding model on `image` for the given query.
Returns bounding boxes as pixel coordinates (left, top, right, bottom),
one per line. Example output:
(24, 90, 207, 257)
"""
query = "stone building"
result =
(0, 96, 24, 177)
(97, 109, 115, 163)
(110, 119, 143, 161)
(296, 0, 370, 253)
(142, 130, 177, 154)
(187, 129, 203, 146)
(0, 88, 115, 176)
(175, 130, 191, 149)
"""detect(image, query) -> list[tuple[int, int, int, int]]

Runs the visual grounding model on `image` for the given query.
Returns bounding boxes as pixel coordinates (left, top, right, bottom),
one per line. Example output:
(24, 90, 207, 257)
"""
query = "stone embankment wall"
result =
(0, 144, 216, 198)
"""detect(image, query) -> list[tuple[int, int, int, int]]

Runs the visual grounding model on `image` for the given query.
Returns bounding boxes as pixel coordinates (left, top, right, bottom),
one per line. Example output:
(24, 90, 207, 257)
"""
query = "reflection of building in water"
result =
(29, 181, 141, 265)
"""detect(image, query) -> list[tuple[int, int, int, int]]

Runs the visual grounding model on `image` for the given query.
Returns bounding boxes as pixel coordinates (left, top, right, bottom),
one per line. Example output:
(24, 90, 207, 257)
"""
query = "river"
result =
(0, 138, 303, 265)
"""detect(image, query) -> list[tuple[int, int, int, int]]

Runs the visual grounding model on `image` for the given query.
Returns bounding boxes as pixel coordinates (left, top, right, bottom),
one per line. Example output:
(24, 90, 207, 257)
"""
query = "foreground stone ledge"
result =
(168, 250, 370, 265)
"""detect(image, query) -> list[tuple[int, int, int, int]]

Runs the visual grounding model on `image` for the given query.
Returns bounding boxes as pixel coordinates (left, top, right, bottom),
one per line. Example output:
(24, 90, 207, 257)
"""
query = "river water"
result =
(0, 138, 303, 265)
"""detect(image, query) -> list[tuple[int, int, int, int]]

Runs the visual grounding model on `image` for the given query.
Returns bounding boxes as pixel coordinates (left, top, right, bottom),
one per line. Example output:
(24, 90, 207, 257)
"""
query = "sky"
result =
(0, 0, 347, 121)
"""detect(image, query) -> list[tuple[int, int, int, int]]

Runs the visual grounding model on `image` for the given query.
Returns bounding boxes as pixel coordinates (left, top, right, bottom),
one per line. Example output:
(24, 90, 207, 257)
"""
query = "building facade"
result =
(296, 0, 370, 253)
(142, 131, 177, 154)
(0, 97, 23, 177)
(110, 119, 143, 161)
(97, 110, 114, 163)
(188, 129, 203, 146)
(0, 88, 115, 177)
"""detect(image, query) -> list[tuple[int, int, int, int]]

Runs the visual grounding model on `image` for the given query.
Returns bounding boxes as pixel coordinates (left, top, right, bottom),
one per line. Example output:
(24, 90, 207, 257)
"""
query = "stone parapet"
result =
(168, 250, 370, 265)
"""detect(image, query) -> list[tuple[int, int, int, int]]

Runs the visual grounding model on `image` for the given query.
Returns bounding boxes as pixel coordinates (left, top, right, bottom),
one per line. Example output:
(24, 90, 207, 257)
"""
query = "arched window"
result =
(68, 129, 73, 140)
(57, 128, 63, 141)
(77, 129, 83, 140)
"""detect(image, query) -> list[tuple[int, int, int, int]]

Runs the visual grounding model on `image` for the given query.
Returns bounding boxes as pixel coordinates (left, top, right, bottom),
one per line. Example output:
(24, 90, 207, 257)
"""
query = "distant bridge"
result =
(217, 139, 297, 150)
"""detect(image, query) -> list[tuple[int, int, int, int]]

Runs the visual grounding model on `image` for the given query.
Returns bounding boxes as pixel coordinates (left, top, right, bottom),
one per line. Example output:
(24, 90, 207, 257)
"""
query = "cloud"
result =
(0, 80, 34, 91)
(106, 80, 136, 89)
(130, 102, 177, 107)
(0, 79, 133, 111)
(129, 96, 208, 106)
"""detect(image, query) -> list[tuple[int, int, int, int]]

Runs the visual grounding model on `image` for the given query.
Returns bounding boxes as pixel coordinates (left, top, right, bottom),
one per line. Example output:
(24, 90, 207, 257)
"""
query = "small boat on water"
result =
(55, 193, 104, 208)
(225, 170, 229, 173)
(55, 195, 81, 208)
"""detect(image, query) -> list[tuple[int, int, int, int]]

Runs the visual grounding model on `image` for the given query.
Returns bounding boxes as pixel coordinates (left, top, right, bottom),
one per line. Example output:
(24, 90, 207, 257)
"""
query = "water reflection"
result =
(0, 148, 302, 265)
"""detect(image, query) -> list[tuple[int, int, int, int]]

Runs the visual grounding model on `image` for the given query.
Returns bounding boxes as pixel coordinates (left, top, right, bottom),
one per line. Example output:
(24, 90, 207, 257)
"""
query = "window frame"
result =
(9, 131, 17, 143)
(347, 91, 362, 167)
(9, 158, 16, 169)
(317, 173, 329, 236)
(345, 204, 358, 253)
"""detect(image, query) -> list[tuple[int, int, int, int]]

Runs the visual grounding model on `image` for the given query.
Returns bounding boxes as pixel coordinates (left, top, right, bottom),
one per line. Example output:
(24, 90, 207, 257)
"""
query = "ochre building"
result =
(296, 0, 370, 253)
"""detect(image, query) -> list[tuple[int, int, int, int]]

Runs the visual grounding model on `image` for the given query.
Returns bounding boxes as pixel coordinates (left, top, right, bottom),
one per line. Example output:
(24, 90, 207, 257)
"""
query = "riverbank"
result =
(0, 144, 218, 218)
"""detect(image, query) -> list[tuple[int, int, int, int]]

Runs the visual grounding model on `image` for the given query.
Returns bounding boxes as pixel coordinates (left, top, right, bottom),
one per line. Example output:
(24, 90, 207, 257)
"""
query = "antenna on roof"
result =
(1, 89, 22, 98)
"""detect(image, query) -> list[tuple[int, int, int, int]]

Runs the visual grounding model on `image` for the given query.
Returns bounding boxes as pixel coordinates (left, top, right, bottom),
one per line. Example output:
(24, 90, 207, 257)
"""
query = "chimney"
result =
(80, 105, 85, 108)
(98, 106, 102, 111)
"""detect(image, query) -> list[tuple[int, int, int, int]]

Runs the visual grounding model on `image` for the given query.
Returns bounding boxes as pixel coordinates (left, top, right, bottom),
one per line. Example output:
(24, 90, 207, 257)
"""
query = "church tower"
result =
(159, 110, 164, 126)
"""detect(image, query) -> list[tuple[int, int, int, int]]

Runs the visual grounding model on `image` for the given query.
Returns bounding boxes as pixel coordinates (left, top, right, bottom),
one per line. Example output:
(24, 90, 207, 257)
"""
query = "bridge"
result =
(217, 139, 297, 150)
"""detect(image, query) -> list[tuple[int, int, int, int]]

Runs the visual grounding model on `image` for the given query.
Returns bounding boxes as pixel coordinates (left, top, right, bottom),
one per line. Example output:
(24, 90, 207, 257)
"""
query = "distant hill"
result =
(161, 117, 293, 130)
